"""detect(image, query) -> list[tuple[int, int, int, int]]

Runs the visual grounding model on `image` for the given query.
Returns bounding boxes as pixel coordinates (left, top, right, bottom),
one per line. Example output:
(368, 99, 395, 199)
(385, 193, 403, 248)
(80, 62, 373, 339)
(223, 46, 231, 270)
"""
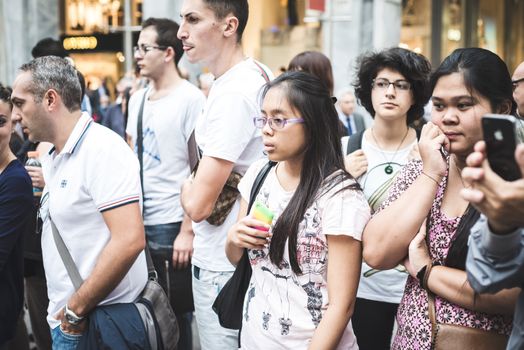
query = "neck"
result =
(0, 148, 15, 173)
(452, 154, 467, 171)
(372, 117, 409, 142)
(53, 111, 83, 154)
(209, 44, 245, 78)
(151, 67, 183, 94)
(280, 158, 303, 179)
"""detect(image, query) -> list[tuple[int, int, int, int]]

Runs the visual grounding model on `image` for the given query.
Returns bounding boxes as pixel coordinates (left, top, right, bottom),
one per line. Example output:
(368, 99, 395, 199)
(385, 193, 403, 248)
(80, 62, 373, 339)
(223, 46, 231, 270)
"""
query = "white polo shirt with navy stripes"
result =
(40, 112, 148, 329)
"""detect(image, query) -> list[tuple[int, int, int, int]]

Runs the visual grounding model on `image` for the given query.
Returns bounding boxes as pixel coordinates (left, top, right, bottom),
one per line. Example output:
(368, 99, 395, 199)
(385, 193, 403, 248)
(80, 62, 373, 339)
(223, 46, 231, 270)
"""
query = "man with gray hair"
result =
(11, 56, 148, 348)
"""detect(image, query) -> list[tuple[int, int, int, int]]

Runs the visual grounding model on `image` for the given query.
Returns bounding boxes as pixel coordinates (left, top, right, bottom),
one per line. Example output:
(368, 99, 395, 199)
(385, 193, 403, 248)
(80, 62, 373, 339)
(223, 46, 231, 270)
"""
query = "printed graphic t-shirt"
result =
(238, 159, 371, 349)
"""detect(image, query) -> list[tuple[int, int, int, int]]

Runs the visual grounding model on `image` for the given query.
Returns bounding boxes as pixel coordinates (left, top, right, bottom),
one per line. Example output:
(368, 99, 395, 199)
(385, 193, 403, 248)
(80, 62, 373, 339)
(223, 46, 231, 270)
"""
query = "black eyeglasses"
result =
(133, 44, 168, 55)
(372, 78, 412, 92)
(512, 78, 524, 91)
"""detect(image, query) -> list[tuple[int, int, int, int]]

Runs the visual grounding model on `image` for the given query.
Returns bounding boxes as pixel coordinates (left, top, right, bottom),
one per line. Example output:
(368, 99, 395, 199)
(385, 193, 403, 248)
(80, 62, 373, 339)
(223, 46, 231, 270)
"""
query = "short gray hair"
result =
(19, 56, 82, 112)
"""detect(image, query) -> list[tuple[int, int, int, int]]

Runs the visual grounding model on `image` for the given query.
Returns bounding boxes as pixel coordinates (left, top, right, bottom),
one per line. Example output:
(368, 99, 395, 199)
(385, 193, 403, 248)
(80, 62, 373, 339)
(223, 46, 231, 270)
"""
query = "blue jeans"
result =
(51, 326, 83, 350)
(145, 223, 193, 350)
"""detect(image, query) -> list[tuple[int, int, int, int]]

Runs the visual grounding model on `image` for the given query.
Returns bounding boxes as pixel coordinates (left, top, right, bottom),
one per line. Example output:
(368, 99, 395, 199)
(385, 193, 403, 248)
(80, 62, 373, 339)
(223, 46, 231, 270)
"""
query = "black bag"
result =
(212, 160, 276, 330)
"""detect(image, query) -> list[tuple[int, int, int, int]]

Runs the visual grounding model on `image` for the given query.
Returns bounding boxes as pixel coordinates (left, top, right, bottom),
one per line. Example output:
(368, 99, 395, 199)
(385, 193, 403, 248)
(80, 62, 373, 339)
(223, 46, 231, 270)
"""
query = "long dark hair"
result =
(429, 48, 515, 269)
(260, 71, 358, 274)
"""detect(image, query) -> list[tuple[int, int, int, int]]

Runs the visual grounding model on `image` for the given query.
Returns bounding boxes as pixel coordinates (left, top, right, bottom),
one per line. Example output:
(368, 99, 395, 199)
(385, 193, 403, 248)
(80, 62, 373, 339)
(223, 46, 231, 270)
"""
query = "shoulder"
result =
(0, 161, 32, 196)
(84, 123, 135, 160)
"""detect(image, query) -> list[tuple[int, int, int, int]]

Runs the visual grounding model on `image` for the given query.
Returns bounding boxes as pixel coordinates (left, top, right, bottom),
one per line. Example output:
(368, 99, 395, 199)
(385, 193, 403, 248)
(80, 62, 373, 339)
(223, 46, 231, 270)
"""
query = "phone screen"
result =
(482, 114, 521, 181)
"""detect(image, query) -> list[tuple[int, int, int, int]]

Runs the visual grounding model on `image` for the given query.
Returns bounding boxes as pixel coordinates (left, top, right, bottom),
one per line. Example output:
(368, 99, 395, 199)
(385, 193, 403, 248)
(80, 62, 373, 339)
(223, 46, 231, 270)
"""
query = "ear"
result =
(496, 100, 512, 115)
(222, 16, 239, 39)
(44, 89, 60, 111)
(164, 46, 175, 63)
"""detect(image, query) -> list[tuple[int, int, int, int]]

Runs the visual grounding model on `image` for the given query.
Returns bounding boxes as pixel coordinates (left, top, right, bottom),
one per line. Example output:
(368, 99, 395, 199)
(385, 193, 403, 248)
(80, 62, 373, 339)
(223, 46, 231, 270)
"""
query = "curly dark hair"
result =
(0, 83, 12, 108)
(353, 47, 431, 125)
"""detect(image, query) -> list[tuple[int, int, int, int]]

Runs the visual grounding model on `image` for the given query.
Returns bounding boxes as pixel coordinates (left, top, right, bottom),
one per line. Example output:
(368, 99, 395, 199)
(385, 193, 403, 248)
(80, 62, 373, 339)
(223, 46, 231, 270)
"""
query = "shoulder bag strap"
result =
(427, 290, 439, 348)
(253, 60, 271, 83)
(187, 129, 201, 173)
(50, 217, 84, 291)
(136, 89, 148, 192)
(248, 161, 276, 210)
(134, 89, 162, 280)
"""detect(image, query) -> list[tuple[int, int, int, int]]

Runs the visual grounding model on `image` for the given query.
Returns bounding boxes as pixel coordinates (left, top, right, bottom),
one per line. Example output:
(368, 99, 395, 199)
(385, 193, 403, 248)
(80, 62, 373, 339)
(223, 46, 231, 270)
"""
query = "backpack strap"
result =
(346, 129, 366, 154)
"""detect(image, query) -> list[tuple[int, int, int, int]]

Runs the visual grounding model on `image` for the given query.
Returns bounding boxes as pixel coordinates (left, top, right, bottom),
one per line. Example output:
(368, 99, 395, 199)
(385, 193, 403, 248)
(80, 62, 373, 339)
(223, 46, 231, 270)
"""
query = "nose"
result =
(262, 120, 273, 135)
(177, 21, 187, 40)
(441, 107, 459, 124)
(385, 83, 396, 98)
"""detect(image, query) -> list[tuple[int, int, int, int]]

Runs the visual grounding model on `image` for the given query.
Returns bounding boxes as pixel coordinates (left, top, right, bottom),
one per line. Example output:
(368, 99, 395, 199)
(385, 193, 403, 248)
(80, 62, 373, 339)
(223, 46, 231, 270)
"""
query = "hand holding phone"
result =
(251, 201, 274, 232)
(482, 114, 521, 181)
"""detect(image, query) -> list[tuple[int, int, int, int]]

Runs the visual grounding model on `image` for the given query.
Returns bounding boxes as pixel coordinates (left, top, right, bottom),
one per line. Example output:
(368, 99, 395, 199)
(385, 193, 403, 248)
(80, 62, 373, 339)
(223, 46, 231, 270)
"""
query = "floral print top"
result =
(378, 160, 513, 350)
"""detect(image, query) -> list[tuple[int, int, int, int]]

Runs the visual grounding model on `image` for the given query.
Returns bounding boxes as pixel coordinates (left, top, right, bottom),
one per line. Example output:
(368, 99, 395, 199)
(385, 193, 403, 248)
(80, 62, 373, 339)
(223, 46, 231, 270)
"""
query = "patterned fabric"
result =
(378, 160, 513, 350)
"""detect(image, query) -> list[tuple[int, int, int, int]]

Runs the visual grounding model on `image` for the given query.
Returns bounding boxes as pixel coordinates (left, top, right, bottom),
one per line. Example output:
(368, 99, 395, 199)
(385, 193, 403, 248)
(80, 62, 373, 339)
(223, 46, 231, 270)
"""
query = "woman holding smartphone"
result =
(226, 71, 370, 349)
(363, 48, 518, 349)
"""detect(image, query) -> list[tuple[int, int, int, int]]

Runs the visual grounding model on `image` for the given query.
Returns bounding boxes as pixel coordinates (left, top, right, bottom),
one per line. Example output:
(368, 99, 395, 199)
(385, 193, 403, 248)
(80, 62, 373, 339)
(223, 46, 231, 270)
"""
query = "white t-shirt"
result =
(192, 58, 273, 271)
(238, 159, 371, 349)
(126, 80, 205, 225)
(40, 113, 148, 328)
(355, 135, 417, 304)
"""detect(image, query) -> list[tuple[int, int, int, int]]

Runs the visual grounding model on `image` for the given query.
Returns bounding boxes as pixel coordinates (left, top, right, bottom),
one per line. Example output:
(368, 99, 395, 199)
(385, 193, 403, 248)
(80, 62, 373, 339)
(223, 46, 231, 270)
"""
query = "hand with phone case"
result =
(482, 114, 521, 181)
(227, 201, 274, 251)
(461, 117, 524, 234)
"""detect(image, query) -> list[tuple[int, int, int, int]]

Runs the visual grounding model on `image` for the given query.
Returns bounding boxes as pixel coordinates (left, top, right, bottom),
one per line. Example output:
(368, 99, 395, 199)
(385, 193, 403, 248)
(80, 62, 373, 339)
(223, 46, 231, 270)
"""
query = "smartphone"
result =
(252, 201, 274, 231)
(482, 114, 521, 181)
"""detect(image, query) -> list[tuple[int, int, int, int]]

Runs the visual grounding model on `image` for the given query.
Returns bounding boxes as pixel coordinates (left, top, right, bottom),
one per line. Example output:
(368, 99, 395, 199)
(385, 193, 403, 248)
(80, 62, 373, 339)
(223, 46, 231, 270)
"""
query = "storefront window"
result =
(441, 0, 464, 59)
(400, 0, 432, 57)
(65, 0, 142, 35)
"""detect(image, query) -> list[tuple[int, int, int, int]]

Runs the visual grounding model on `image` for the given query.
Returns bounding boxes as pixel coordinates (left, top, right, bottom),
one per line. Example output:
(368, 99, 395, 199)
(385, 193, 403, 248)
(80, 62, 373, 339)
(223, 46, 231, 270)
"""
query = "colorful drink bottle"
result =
(252, 201, 274, 231)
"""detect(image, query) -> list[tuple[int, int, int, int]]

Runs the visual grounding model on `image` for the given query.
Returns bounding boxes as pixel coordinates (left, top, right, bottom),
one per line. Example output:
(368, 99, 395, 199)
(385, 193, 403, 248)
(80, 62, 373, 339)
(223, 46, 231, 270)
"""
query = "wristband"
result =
(421, 171, 441, 186)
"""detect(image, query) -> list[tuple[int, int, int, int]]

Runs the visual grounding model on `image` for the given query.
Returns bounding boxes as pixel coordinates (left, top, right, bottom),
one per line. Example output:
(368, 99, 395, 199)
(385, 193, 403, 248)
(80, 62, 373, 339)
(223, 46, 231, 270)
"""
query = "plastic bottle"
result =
(26, 151, 43, 197)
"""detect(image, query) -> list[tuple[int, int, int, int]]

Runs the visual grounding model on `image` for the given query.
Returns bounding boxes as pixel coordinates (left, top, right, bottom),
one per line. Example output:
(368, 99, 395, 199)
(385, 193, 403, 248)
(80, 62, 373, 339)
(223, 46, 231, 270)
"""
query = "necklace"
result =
(370, 127, 409, 174)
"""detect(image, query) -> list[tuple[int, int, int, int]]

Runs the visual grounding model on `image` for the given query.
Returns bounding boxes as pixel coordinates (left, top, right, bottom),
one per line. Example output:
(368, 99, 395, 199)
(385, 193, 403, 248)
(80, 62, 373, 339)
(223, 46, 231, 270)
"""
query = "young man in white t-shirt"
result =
(11, 56, 147, 348)
(126, 18, 205, 350)
(177, 1, 272, 348)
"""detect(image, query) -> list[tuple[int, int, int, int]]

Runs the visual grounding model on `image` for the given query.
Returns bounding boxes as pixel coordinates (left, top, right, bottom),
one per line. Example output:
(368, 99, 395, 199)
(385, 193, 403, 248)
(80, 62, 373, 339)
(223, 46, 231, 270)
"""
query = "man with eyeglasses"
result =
(513, 61, 524, 118)
(177, 0, 272, 348)
(126, 17, 205, 350)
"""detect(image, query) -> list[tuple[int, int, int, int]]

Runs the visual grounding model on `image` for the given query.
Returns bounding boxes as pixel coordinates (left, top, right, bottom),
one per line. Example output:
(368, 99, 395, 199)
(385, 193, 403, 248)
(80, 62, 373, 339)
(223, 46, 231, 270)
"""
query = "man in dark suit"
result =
(338, 89, 366, 136)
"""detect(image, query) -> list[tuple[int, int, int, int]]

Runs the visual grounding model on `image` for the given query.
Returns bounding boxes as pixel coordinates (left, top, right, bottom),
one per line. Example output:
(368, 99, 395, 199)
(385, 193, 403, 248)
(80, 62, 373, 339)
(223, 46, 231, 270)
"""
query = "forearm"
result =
(309, 303, 353, 350)
(363, 175, 438, 269)
(427, 265, 519, 315)
(225, 238, 244, 266)
(67, 234, 145, 316)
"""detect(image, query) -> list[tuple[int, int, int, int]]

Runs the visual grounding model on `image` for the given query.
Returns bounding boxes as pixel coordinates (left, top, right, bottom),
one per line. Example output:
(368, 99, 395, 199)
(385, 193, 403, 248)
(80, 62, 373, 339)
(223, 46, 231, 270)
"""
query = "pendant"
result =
(385, 164, 393, 174)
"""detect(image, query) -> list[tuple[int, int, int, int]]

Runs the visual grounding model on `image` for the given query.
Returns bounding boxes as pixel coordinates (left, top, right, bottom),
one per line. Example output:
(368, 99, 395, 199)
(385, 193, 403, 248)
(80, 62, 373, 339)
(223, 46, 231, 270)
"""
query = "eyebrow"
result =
(10, 97, 24, 104)
(261, 108, 288, 116)
(431, 95, 476, 103)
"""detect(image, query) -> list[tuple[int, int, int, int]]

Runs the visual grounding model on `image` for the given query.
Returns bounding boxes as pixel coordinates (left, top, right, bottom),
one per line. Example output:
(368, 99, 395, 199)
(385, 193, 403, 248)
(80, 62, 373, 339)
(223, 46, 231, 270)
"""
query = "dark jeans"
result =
(145, 223, 193, 350)
(352, 297, 399, 350)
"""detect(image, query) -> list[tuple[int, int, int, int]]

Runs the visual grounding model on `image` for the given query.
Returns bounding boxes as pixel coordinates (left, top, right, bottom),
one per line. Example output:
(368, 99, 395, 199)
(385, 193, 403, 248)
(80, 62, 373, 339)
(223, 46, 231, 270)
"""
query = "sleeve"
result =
(237, 159, 267, 206)
(466, 216, 524, 293)
(322, 183, 371, 241)
(0, 170, 33, 272)
(86, 136, 141, 212)
(375, 159, 423, 214)
(201, 93, 259, 162)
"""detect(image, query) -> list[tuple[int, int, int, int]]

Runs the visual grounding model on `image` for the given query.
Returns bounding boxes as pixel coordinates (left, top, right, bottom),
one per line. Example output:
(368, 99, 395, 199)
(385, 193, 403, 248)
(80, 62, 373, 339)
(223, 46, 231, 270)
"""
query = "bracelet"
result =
(421, 171, 440, 186)
(419, 261, 441, 291)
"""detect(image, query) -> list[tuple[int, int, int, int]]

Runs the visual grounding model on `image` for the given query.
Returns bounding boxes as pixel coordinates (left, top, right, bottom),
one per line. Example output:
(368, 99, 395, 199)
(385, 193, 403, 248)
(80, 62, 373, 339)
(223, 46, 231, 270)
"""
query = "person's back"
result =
(178, 1, 272, 348)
